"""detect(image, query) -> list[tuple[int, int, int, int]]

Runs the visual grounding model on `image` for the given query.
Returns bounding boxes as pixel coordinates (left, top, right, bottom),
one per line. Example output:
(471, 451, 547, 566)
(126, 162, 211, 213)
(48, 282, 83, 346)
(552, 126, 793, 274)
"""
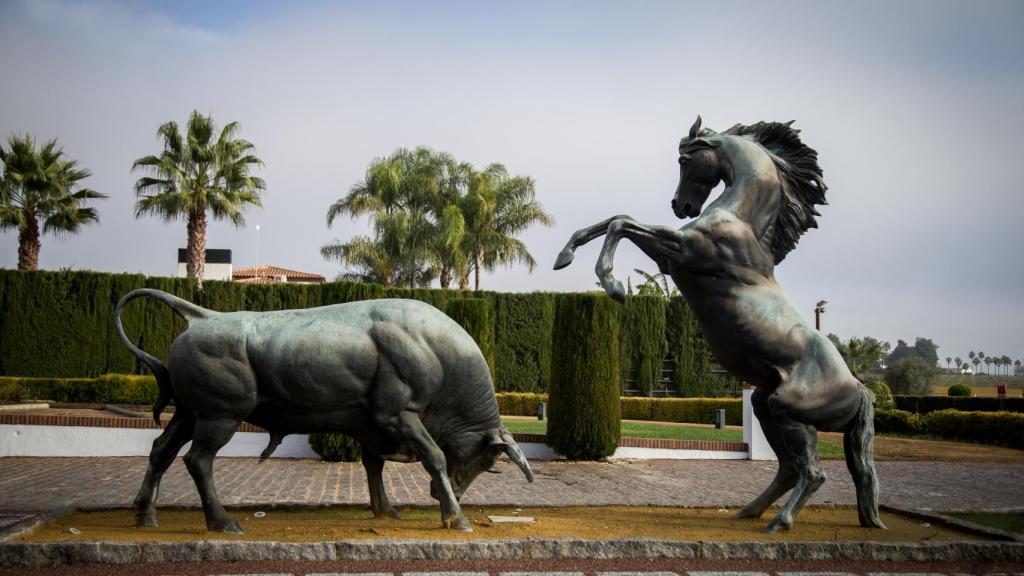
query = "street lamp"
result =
(814, 300, 828, 331)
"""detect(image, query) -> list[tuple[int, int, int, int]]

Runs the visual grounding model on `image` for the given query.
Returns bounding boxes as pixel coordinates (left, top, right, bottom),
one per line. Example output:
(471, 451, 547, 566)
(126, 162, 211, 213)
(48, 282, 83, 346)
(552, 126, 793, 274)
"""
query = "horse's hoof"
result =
(764, 516, 791, 533)
(553, 250, 575, 270)
(453, 516, 473, 532)
(135, 514, 159, 528)
(209, 517, 245, 534)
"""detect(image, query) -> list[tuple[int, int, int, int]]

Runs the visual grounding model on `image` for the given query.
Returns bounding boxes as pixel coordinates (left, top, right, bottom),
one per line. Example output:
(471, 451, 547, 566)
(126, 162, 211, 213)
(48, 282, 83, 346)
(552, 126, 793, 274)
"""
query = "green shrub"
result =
(445, 298, 496, 380)
(947, 383, 972, 397)
(885, 356, 937, 395)
(547, 294, 621, 460)
(873, 408, 922, 435)
(920, 409, 1024, 450)
(864, 380, 895, 410)
(308, 433, 363, 462)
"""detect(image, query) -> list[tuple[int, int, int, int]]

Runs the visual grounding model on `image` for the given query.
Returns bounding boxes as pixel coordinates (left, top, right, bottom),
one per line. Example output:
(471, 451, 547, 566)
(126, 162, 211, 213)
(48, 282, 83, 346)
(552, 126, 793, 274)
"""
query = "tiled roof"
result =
(233, 265, 325, 283)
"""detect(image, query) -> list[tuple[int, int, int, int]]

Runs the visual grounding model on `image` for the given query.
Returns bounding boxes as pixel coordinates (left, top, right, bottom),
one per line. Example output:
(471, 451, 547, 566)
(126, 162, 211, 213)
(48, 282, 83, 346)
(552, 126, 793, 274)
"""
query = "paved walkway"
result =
(1, 457, 1022, 513)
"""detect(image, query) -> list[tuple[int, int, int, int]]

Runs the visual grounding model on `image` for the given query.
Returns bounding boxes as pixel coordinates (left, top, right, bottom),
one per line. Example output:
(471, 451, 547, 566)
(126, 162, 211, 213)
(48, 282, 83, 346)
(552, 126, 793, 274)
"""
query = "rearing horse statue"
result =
(554, 116, 885, 532)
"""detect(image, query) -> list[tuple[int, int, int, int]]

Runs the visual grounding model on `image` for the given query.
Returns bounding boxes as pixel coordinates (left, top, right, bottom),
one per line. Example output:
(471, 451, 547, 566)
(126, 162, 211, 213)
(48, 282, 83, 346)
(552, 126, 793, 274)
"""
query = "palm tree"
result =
(459, 163, 554, 290)
(0, 134, 106, 270)
(955, 356, 963, 373)
(633, 268, 678, 298)
(1015, 359, 1021, 376)
(945, 356, 952, 373)
(324, 148, 437, 288)
(132, 111, 265, 288)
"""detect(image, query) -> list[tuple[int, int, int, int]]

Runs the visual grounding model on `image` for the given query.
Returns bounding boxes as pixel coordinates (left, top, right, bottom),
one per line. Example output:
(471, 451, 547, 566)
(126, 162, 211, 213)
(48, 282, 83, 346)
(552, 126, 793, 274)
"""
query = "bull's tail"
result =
(843, 385, 886, 529)
(113, 289, 218, 424)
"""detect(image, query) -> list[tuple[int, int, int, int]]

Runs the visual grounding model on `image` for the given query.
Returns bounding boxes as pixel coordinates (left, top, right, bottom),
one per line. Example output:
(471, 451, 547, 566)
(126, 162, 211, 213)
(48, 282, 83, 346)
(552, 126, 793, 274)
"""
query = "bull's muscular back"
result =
(166, 299, 499, 438)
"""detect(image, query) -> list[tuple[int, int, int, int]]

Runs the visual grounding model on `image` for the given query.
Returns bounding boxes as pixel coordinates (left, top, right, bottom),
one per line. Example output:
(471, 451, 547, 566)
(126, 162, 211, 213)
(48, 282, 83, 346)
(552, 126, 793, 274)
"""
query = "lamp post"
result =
(814, 300, 827, 331)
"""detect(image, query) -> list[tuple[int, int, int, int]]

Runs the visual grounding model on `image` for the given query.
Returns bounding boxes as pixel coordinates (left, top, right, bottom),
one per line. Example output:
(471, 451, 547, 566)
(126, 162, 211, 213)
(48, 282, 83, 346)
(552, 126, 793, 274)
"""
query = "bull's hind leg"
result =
(362, 452, 400, 519)
(183, 417, 244, 533)
(134, 410, 195, 527)
(735, 387, 798, 520)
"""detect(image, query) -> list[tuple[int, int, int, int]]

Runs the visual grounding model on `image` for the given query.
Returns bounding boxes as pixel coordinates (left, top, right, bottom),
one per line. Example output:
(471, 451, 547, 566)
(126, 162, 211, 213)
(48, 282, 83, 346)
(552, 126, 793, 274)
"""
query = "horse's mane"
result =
(721, 121, 828, 264)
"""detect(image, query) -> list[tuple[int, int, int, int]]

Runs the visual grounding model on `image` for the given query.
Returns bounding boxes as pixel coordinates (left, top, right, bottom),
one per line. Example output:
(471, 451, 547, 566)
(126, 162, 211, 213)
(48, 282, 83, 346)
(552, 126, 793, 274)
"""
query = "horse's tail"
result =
(843, 385, 886, 529)
(114, 289, 218, 425)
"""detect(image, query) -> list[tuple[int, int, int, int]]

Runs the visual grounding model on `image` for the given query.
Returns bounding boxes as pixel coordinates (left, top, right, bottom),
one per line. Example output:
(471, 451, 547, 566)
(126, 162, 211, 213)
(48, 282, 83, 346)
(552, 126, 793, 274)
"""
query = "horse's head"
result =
(673, 115, 722, 219)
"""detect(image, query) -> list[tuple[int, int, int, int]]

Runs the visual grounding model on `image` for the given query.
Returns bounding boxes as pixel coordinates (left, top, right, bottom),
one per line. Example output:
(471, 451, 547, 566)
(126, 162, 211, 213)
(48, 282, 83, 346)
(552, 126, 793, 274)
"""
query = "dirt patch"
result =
(15, 506, 979, 543)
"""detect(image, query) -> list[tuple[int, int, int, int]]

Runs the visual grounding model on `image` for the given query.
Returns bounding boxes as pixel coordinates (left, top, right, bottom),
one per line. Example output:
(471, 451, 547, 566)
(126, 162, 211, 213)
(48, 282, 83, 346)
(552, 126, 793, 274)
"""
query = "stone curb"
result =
(1, 538, 1023, 566)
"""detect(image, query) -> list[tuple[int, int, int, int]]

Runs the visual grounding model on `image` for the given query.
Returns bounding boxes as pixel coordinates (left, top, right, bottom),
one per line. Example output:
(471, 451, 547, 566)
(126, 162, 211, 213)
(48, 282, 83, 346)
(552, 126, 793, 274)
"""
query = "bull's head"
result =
(440, 425, 534, 501)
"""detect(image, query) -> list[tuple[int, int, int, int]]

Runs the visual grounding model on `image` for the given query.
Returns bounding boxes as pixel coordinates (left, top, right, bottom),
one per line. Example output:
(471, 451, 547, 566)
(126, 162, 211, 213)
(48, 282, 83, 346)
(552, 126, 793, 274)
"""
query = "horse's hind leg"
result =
(763, 402, 826, 533)
(134, 409, 195, 527)
(735, 387, 797, 520)
(362, 451, 400, 519)
(183, 417, 244, 533)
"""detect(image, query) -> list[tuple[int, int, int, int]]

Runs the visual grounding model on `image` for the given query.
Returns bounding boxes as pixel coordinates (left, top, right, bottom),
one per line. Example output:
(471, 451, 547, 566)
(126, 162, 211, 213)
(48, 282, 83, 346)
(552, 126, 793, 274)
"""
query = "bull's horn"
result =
(500, 428, 534, 483)
(689, 115, 702, 139)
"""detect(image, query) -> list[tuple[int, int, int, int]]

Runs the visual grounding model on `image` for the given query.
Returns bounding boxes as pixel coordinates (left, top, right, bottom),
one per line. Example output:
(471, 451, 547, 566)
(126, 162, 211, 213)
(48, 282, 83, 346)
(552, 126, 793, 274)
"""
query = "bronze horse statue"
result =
(554, 116, 885, 532)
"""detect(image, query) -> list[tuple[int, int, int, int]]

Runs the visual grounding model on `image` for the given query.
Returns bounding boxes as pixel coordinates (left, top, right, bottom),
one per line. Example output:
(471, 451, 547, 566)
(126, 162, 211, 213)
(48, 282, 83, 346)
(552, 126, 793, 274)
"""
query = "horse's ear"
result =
(689, 115, 702, 139)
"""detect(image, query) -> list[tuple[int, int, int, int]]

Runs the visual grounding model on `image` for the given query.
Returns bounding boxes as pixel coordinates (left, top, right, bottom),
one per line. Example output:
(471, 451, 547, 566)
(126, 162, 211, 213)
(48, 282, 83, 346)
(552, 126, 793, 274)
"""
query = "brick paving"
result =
(0, 457, 1022, 513)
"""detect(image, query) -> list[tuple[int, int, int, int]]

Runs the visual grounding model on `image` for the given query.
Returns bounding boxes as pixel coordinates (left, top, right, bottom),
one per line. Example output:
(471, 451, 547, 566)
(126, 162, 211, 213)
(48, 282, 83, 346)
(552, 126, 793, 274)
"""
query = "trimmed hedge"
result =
(0, 374, 159, 404)
(620, 397, 742, 425)
(873, 409, 921, 436)
(547, 294, 621, 460)
(893, 395, 1024, 414)
(618, 295, 667, 395)
(445, 298, 495, 380)
(873, 408, 1024, 449)
(0, 269, 731, 396)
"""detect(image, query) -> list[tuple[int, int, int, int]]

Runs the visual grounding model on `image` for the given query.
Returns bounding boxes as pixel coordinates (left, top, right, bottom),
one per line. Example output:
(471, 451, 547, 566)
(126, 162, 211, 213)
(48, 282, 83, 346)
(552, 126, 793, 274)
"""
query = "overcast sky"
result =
(1, 0, 1022, 363)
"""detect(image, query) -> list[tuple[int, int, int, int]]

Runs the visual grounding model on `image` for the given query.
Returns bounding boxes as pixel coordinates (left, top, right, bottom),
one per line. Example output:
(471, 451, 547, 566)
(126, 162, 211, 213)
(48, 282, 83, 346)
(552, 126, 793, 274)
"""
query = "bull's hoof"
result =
(208, 516, 245, 534)
(135, 513, 159, 528)
(553, 249, 575, 270)
(734, 507, 762, 520)
(374, 507, 402, 520)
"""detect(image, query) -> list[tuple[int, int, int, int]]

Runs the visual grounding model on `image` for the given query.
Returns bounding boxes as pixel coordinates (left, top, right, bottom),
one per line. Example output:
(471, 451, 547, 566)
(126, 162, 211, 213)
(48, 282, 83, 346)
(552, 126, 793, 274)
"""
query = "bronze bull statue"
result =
(115, 289, 533, 533)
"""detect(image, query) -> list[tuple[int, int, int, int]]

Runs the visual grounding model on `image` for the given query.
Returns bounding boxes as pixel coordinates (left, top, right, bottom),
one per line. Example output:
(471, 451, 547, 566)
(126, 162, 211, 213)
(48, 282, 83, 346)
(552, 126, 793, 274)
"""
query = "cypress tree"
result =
(547, 293, 621, 460)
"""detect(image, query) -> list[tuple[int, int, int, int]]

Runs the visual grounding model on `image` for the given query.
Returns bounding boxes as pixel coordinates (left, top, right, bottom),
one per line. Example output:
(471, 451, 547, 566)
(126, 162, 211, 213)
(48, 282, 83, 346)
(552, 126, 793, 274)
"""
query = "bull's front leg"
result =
(392, 410, 471, 531)
(553, 214, 633, 270)
(596, 218, 685, 303)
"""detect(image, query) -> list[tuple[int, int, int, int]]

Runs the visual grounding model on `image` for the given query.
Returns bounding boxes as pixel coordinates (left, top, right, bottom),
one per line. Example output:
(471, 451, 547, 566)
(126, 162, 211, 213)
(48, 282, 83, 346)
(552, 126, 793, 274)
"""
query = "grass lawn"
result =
(948, 512, 1024, 535)
(502, 417, 741, 442)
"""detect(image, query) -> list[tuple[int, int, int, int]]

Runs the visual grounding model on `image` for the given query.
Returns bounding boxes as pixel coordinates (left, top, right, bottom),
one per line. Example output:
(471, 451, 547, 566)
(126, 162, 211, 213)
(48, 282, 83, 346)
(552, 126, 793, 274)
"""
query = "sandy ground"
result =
(16, 505, 978, 543)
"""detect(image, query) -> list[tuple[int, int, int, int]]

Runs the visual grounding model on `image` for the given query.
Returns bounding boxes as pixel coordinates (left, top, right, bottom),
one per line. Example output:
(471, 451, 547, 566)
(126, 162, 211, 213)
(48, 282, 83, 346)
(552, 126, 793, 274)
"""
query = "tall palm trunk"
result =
(439, 265, 452, 289)
(474, 250, 483, 290)
(17, 213, 40, 271)
(186, 209, 207, 288)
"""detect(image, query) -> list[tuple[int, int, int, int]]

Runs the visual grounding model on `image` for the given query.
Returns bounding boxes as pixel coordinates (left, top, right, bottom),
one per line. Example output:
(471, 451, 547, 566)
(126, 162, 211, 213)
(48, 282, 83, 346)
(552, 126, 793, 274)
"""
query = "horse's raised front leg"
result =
(595, 218, 684, 302)
(553, 215, 632, 270)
